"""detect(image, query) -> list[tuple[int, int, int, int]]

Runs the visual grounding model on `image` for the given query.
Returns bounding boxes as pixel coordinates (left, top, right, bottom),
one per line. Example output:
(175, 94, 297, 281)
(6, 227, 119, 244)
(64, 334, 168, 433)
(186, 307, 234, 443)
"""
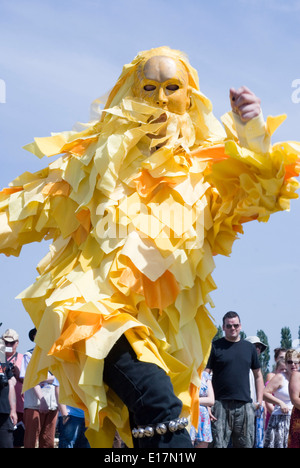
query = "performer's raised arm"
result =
(202, 86, 300, 257)
(229, 86, 271, 154)
(0, 170, 70, 256)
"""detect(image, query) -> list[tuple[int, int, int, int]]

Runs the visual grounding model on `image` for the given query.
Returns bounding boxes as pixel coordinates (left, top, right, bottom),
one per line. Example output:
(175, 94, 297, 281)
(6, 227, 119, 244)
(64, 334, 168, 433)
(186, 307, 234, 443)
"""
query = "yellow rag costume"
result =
(0, 47, 299, 447)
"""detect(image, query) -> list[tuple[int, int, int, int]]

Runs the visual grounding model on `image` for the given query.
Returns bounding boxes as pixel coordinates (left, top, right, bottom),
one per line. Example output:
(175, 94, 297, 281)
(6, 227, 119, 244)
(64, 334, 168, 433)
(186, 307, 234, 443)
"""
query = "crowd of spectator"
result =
(0, 315, 299, 449)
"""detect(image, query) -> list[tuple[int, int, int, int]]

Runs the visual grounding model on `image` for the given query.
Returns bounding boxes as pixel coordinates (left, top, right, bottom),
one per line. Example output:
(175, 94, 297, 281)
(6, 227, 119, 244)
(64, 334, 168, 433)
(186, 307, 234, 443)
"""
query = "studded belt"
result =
(132, 417, 189, 439)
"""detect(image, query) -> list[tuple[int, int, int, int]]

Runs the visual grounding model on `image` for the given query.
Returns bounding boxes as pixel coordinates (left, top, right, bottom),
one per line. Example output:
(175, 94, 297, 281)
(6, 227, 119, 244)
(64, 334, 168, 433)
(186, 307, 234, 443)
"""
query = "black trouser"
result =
(103, 334, 193, 448)
(0, 413, 14, 448)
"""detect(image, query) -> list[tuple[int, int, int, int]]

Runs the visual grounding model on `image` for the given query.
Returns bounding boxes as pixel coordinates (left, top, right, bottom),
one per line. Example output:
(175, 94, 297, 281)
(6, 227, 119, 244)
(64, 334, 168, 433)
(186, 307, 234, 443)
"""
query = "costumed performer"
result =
(0, 46, 299, 448)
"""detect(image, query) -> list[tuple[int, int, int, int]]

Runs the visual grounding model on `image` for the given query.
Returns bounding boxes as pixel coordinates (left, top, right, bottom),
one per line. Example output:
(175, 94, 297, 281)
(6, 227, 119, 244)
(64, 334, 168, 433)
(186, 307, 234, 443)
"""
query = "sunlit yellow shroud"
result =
(0, 47, 299, 447)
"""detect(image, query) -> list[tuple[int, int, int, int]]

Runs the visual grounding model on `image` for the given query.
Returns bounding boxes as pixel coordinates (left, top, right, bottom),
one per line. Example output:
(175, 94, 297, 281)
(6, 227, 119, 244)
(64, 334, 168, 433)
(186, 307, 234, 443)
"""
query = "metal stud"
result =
(168, 420, 178, 432)
(132, 417, 188, 440)
(156, 423, 167, 435)
(178, 417, 189, 429)
(144, 426, 155, 437)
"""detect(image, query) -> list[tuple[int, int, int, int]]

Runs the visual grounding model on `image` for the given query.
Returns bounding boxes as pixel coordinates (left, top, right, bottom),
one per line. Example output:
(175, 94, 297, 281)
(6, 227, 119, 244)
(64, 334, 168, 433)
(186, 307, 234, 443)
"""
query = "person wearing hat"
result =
(245, 336, 267, 354)
(245, 335, 268, 405)
(245, 335, 268, 402)
(2, 329, 19, 345)
(245, 335, 268, 448)
(0, 331, 18, 448)
(2, 329, 21, 377)
(1, 329, 24, 448)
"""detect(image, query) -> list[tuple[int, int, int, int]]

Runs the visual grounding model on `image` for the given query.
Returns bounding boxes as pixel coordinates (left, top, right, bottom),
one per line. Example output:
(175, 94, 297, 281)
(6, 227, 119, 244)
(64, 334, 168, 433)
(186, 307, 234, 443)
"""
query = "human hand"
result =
(10, 410, 18, 426)
(39, 397, 49, 413)
(230, 86, 261, 122)
(208, 406, 217, 422)
(62, 415, 70, 425)
(12, 365, 20, 380)
(279, 402, 289, 414)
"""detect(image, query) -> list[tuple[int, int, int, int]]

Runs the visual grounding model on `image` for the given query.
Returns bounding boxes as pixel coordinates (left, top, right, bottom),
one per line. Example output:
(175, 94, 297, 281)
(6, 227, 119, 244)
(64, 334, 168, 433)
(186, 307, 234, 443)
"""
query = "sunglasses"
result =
(286, 360, 299, 365)
(225, 324, 240, 329)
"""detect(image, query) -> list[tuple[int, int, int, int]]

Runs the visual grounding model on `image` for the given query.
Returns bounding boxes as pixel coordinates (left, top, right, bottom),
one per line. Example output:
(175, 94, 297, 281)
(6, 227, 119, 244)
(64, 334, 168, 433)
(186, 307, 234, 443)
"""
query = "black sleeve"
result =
(251, 346, 261, 370)
(206, 343, 215, 370)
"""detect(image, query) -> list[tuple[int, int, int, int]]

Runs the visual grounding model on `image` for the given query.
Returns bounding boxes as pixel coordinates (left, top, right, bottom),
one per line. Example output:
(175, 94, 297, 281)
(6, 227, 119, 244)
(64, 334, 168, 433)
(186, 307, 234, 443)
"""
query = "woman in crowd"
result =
(266, 348, 286, 383)
(190, 370, 214, 448)
(263, 349, 299, 448)
(287, 353, 300, 448)
(264, 358, 287, 430)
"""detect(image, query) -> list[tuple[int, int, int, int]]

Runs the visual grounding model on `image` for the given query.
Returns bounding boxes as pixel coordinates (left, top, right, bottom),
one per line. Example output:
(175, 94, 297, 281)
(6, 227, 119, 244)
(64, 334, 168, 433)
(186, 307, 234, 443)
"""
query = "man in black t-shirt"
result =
(205, 311, 264, 448)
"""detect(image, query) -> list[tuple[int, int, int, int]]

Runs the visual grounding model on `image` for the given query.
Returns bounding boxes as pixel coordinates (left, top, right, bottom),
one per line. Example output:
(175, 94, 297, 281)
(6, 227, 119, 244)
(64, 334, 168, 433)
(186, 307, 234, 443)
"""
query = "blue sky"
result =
(0, 0, 299, 359)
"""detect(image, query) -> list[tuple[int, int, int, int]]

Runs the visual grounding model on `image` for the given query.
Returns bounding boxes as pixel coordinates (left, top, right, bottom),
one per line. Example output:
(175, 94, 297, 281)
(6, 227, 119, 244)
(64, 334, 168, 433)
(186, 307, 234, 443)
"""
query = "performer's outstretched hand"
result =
(230, 86, 261, 122)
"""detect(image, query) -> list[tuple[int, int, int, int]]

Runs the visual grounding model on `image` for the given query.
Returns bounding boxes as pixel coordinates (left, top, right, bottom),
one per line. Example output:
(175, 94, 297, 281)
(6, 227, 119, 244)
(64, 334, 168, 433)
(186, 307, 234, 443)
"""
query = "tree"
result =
(280, 327, 292, 349)
(213, 326, 247, 341)
(213, 325, 223, 341)
(257, 329, 270, 379)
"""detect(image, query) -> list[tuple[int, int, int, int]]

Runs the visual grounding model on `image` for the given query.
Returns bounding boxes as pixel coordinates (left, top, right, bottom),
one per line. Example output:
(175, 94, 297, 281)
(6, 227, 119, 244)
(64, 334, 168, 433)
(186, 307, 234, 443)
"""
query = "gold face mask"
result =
(132, 55, 192, 115)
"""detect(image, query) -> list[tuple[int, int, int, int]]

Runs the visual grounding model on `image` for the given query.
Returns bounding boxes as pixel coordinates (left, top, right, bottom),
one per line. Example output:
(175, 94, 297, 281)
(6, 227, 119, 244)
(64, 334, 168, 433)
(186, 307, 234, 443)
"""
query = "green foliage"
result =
(213, 325, 223, 341)
(280, 327, 292, 349)
(257, 329, 270, 379)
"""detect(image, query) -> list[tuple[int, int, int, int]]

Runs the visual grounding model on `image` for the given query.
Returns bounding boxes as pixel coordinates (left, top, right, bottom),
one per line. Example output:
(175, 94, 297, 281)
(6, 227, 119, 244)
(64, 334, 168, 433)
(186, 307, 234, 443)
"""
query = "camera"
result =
(0, 362, 14, 390)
